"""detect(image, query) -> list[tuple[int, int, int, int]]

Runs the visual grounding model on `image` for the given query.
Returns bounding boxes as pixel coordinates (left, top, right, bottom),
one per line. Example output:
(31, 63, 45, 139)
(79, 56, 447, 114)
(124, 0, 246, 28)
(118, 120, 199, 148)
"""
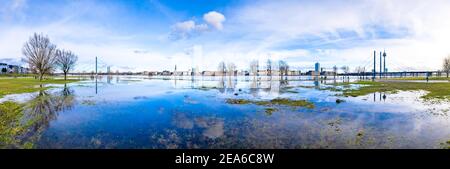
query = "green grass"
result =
(440, 140, 450, 149)
(225, 99, 252, 104)
(389, 77, 450, 81)
(226, 98, 315, 109)
(0, 101, 28, 148)
(264, 107, 277, 115)
(340, 80, 450, 100)
(0, 77, 80, 98)
(0, 74, 37, 78)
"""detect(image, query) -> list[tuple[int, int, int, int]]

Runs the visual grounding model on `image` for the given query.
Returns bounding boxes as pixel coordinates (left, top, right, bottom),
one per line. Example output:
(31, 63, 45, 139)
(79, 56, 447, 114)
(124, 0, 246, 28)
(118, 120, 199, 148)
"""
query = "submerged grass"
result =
(389, 77, 450, 81)
(264, 107, 277, 115)
(0, 101, 33, 148)
(226, 98, 315, 109)
(338, 80, 450, 100)
(0, 77, 79, 98)
(225, 99, 252, 104)
(440, 140, 450, 149)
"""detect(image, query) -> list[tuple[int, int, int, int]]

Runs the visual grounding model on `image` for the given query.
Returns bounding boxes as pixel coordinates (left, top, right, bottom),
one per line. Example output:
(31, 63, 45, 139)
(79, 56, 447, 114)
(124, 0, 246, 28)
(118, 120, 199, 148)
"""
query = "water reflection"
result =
(372, 92, 388, 102)
(171, 112, 225, 139)
(0, 85, 75, 148)
(1, 76, 449, 149)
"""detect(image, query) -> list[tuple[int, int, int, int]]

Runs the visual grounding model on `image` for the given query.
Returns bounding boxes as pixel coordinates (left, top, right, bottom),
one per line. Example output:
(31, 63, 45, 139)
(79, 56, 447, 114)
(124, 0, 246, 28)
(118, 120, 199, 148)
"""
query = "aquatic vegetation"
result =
(81, 100, 96, 106)
(440, 140, 450, 149)
(335, 99, 345, 104)
(297, 84, 345, 92)
(262, 98, 314, 108)
(327, 118, 342, 132)
(197, 86, 216, 91)
(225, 99, 252, 104)
(264, 107, 277, 115)
(281, 89, 299, 93)
(296, 85, 316, 89)
(184, 96, 199, 104)
(133, 96, 150, 100)
(356, 131, 364, 137)
(286, 90, 299, 93)
(226, 98, 315, 109)
(329, 81, 450, 100)
(120, 79, 142, 82)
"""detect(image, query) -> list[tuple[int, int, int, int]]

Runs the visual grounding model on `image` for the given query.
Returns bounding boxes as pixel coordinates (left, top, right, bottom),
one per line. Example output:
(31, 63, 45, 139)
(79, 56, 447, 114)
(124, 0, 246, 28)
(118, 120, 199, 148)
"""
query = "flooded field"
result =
(1, 75, 450, 149)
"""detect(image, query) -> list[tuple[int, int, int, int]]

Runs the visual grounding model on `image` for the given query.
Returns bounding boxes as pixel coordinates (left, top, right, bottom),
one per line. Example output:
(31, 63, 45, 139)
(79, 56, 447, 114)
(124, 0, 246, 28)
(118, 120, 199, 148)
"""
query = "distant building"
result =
(321, 71, 335, 76)
(8, 65, 20, 73)
(148, 71, 158, 76)
(18, 66, 28, 74)
(201, 71, 216, 76)
(0, 63, 8, 73)
(0, 63, 29, 74)
(288, 70, 301, 76)
(243, 70, 250, 76)
(315, 62, 320, 74)
(161, 70, 172, 76)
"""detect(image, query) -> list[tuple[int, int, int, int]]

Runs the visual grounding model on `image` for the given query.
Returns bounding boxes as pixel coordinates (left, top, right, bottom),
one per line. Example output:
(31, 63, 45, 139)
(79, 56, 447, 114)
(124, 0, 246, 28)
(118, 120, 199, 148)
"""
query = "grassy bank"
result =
(0, 74, 37, 78)
(389, 77, 450, 81)
(226, 98, 315, 109)
(340, 81, 450, 99)
(0, 77, 80, 98)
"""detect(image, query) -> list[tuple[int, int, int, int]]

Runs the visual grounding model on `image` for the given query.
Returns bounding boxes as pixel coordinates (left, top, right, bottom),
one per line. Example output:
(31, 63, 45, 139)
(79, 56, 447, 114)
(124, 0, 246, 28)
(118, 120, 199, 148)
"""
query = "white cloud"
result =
(217, 0, 450, 71)
(3, 0, 450, 72)
(169, 11, 225, 40)
(169, 20, 209, 40)
(203, 11, 225, 30)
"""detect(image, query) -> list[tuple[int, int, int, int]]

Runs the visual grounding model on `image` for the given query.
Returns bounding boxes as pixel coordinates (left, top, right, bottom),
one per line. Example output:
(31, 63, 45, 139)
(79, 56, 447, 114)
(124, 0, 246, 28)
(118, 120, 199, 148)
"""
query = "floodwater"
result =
(1, 75, 449, 149)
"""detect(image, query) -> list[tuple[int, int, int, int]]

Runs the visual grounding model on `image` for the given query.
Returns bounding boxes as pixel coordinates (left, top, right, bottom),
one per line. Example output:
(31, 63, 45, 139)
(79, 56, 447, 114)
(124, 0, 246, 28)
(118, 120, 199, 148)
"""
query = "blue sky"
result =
(1, 0, 450, 72)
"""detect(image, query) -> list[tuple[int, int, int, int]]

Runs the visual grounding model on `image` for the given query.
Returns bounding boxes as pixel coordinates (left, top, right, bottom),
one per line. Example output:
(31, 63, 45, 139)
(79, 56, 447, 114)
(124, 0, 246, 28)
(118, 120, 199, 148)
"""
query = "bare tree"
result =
(333, 65, 338, 79)
(218, 61, 227, 76)
(55, 49, 78, 80)
(443, 55, 450, 78)
(341, 66, 350, 77)
(249, 60, 259, 76)
(266, 59, 272, 76)
(278, 60, 289, 76)
(22, 33, 57, 81)
(354, 66, 366, 79)
(227, 62, 237, 76)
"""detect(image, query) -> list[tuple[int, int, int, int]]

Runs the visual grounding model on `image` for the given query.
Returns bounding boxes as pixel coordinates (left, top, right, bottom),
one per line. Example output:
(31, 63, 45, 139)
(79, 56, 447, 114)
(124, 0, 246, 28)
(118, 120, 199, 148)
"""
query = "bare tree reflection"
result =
(16, 85, 75, 147)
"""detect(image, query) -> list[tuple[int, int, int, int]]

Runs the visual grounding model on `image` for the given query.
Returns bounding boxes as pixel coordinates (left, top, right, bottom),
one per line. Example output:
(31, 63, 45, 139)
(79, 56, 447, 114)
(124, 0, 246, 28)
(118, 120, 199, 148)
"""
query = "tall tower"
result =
(174, 65, 177, 76)
(379, 51, 382, 78)
(315, 62, 320, 76)
(95, 56, 98, 75)
(383, 50, 387, 74)
(373, 50, 376, 80)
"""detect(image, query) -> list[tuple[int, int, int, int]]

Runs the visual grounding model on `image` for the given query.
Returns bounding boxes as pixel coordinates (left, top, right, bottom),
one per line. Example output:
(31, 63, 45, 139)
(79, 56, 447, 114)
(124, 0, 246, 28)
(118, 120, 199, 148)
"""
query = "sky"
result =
(1, 0, 450, 73)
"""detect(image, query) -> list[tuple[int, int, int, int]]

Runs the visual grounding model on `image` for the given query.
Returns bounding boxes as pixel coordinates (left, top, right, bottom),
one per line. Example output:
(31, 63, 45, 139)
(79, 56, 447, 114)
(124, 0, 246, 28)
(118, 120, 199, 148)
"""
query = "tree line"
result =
(22, 33, 78, 81)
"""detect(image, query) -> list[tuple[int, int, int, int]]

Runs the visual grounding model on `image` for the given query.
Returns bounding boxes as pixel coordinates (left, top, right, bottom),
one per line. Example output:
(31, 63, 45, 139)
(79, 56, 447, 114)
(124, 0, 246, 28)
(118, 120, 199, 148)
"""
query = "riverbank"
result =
(337, 80, 450, 100)
(389, 77, 450, 81)
(0, 77, 81, 98)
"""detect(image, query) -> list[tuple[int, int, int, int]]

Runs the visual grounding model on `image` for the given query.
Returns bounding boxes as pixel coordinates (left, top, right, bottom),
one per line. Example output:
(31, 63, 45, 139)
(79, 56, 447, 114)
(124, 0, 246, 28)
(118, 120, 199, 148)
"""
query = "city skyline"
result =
(1, 0, 450, 72)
